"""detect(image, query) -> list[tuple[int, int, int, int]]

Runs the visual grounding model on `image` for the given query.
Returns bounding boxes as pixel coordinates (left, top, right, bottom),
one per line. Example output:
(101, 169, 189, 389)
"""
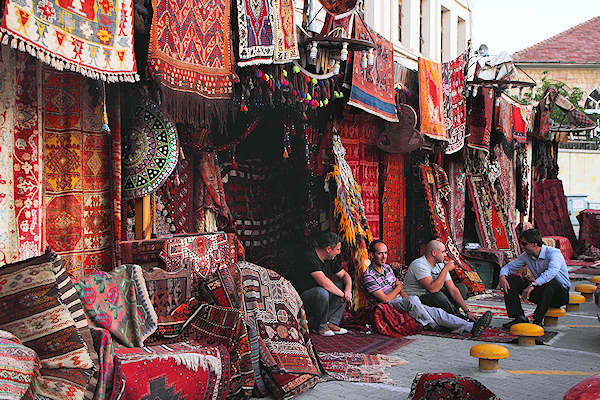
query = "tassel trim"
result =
(0, 30, 139, 82)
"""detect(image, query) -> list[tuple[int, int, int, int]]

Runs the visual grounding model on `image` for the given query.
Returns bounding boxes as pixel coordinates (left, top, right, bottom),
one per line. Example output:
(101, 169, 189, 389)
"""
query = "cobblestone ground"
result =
(259, 288, 600, 400)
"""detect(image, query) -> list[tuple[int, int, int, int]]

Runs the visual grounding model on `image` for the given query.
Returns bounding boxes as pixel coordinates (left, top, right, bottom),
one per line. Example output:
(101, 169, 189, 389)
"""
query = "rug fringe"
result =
(0, 30, 139, 82)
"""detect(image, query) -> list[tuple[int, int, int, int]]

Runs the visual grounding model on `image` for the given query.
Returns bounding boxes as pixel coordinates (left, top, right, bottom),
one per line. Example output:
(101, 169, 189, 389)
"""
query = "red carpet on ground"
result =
(419, 327, 558, 344)
(310, 331, 414, 355)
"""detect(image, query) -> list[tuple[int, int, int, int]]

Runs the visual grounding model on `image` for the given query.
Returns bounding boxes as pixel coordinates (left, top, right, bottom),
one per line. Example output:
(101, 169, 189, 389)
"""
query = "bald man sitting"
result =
(403, 240, 475, 321)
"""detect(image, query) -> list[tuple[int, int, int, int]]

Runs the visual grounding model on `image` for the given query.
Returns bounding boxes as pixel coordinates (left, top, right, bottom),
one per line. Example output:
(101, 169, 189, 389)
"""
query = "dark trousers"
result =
(419, 283, 468, 318)
(300, 281, 345, 332)
(504, 275, 570, 322)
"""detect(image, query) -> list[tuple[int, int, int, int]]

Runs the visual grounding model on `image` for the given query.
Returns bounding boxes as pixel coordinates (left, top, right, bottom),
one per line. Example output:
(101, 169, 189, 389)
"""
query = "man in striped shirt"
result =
(361, 240, 492, 336)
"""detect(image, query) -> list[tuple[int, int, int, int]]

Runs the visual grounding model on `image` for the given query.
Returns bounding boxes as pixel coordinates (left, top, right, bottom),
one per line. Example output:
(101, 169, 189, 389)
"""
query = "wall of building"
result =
(558, 149, 600, 203)
(516, 64, 600, 101)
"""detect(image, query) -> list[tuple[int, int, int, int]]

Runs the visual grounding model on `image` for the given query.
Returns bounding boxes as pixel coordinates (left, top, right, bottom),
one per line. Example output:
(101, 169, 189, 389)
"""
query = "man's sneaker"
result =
(318, 329, 335, 337)
(502, 315, 528, 329)
(471, 311, 493, 337)
(328, 322, 348, 335)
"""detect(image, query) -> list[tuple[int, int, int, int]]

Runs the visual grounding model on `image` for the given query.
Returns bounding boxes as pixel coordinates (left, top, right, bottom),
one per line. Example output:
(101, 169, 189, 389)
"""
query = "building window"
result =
(457, 17, 466, 53)
(398, 0, 402, 42)
(584, 88, 600, 111)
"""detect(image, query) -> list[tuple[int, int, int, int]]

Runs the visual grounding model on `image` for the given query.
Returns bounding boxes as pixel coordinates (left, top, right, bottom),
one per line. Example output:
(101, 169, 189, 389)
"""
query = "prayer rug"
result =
(442, 51, 468, 154)
(339, 113, 381, 238)
(447, 160, 466, 248)
(236, 0, 274, 66)
(0, 330, 40, 400)
(238, 261, 320, 376)
(311, 331, 413, 355)
(512, 104, 532, 143)
(533, 179, 578, 246)
(467, 87, 493, 152)
(467, 174, 519, 257)
(114, 341, 230, 400)
(73, 264, 158, 347)
(272, 0, 299, 63)
(494, 145, 517, 223)
(42, 68, 117, 277)
(317, 352, 406, 384)
(348, 19, 397, 122)
(420, 327, 558, 344)
(420, 163, 485, 295)
(0, 48, 43, 264)
(578, 209, 600, 250)
(122, 98, 179, 200)
(148, 0, 233, 100)
(381, 153, 406, 263)
(419, 57, 447, 141)
(0, 0, 137, 82)
(407, 372, 498, 400)
(156, 155, 194, 234)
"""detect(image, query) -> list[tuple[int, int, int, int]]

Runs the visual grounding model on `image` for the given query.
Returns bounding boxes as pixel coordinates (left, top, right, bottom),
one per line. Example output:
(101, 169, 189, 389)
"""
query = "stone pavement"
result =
(290, 288, 600, 400)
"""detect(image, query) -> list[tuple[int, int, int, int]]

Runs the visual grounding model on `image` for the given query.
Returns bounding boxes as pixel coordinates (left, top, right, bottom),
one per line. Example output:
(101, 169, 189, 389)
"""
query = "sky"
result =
(471, 0, 600, 55)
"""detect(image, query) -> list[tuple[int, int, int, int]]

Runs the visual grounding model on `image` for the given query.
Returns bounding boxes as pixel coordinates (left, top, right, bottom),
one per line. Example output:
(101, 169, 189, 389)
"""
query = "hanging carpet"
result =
(156, 154, 194, 235)
(447, 160, 466, 248)
(442, 51, 468, 154)
(381, 153, 406, 263)
(419, 57, 447, 141)
(467, 87, 493, 152)
(148, 0, 233, 99)
(0, 0, 137, 82)
(236, 0, 275, 66)
(122, 98, 179, 200)
(578, 209, 600, 250)
(466, 174, 519, 257)
(348, 19, 398, 122)
(271, 0, 299, 63)
(419, 163, 485, 295)
(533, 179, 578, 247)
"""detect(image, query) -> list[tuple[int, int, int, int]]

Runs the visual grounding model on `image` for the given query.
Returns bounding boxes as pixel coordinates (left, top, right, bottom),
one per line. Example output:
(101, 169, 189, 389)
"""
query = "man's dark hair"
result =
(368, 239, 386, 253)
(312, 232, 341, 250)
(521, 229, 543, 247)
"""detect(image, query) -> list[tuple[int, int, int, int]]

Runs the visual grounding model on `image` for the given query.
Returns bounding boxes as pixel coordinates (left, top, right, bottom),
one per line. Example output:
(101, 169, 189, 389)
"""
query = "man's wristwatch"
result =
(529, 282, 536, 288)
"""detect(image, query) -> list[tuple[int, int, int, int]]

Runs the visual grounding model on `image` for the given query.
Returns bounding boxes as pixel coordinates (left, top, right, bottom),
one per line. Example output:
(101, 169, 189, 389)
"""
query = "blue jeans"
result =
(300, 281, 345, 331)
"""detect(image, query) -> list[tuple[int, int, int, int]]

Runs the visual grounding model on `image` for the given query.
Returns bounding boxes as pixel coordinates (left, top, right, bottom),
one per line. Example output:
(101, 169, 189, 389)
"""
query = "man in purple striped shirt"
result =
(361, 240, 492, 336)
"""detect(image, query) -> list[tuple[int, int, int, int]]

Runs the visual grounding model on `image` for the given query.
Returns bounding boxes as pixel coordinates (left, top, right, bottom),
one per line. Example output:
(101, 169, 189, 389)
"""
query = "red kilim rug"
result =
(310, 331, 414, 355)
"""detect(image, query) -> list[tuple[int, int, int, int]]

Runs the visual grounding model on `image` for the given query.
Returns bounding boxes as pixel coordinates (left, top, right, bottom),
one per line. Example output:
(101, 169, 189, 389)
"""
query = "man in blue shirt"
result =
(498, 229, 570, 328)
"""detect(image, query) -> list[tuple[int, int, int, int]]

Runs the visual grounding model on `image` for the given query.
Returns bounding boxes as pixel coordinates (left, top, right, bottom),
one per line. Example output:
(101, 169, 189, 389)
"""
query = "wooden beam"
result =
(135, 195, 152, 239)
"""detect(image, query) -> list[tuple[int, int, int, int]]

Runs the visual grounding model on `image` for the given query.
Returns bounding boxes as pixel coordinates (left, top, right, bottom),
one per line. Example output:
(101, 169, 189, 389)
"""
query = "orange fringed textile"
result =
(419, 57, 448, 141)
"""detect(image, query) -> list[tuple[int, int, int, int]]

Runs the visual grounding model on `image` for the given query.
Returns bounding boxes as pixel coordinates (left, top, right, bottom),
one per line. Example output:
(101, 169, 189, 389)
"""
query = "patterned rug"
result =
(442, 51, 468, 154)
(236, 0, 274, 66)
(534, 179, 578, 246)
(0, 48, 43, 265)
(348, 19, 397, 122)
(338, 113, 381, 239)
(113, 341, 230, 400)
(578, 209, 600, 250)
(311, 331, 414, 355)
(381, 153, 406, 263)
(318, 352, 406, 384)
(148, 0, 233, 101)
(272, 0, 299, 63)
(73, 264, 158, 348)
(420, 163, 485, 295)
(447, 160, 466, 248)
(156, 155, 194, 234)
(419, 57, 447, 141)
(467, 87, 493, 152)
(407, 372, 498, 400)
(0, 0, 137, 82)
(0, 330, 40, 400)
(495, 145, 517, 223)
(122, 98, 179, 200)
(465, 303, 535, 319)
(42, 67, 117, 277)
(420, 327, 558, 344)
(467, 174, 519, 256)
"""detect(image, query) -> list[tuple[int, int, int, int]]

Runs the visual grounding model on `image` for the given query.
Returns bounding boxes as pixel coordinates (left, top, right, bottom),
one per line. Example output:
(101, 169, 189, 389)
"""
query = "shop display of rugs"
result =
(419, 163, 485, 295)
(318, 352, 406, 384)
(442, 51, 469, 154)
(578, 209, 600, 250)
(467, 87, 493, 152)
(0, 48, 43, 265)
(0, 0, 138, 82)
(466, 174, 519, 257)
(148, 0, 234, 104)
(122, 98, 179, 201)
(113, 341, 231, 400)
(419, 57, 447, 141)
(338, 113, 381, 238)
(534, 179, 578, 246)
(348, 19, 397, 122)
(0, 330, 40, 400)
(407, 372, 498, 400)
(311, 331, 413, 355)
(381, 153, 406, 263)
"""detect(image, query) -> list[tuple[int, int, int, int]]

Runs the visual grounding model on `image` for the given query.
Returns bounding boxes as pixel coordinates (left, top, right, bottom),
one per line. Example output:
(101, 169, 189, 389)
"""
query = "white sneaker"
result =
(333, 327, 348, 335)
(318, 329, 335, 336)
(328, 322, 348, 335)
